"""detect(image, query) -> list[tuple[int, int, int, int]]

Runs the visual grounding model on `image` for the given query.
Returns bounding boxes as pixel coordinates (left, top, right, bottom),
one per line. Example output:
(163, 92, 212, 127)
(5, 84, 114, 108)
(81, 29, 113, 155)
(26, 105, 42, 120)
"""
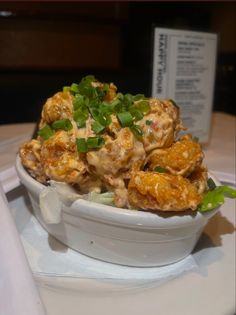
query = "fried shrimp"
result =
(136, 99, 184, 152)
(188, 165, 208, 194)
(147, 135, 203, 176)
(40, 91, 74, 126)
(40, 130, 86, 183)
(128, 171, 202, 211)
(19, 139, 46, 183)
(86, 127, 145, 178)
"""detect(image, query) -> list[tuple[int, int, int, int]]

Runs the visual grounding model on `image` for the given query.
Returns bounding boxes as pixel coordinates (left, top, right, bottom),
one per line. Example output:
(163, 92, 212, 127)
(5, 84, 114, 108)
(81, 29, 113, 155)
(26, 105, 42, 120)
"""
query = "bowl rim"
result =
(15, 154, 221, 229)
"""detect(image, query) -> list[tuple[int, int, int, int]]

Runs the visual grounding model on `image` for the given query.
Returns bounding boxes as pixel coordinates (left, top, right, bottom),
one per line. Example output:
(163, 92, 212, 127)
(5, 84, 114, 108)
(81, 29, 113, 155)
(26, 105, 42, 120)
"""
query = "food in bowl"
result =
(16, 75, 235, 266)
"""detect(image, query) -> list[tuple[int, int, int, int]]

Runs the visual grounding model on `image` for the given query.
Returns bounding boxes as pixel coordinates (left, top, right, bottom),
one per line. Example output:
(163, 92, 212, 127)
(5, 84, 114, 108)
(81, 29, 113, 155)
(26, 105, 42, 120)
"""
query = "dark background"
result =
(0, 2, 235, 124)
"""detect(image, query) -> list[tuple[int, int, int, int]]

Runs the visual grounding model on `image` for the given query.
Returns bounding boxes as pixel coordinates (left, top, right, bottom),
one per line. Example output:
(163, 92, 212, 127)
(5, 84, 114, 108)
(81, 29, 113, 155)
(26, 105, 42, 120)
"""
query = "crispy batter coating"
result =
(40, 130, 86, 183)
(87, 127, 145, 178)
(136, 99, 184, 152)
(40, 91, 74, 127)
(19, 139, 46, 183)
(104, 83, 117, 102)
(147, 135, 203, 176)
(188, 165, 208, 194)
(128, 171, 202, 211)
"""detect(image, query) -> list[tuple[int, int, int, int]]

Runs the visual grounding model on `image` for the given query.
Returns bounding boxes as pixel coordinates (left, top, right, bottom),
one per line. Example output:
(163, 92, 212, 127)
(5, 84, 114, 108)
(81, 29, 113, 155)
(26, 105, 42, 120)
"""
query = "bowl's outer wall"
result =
(16, 155, 216, 267)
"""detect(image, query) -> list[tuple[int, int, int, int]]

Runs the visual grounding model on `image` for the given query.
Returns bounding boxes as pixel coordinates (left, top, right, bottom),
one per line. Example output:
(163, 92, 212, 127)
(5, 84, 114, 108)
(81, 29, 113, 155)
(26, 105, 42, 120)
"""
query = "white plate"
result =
(5, 176, 236, 315)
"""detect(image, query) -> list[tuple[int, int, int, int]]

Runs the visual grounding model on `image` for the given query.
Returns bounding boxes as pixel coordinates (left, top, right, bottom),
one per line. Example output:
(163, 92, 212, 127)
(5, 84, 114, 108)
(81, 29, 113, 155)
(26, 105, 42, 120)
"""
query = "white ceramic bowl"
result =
(16, 155, 221, 267)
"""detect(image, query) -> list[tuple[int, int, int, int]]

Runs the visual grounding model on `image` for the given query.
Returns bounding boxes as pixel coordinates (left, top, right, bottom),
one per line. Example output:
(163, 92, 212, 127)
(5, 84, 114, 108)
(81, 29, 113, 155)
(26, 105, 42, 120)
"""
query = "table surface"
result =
(0, 112, 235, 315)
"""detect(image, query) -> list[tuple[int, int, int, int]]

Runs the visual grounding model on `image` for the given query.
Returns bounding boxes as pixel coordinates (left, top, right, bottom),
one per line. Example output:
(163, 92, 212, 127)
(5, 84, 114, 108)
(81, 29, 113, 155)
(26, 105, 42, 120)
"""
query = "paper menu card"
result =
(152, 27, 217, 143)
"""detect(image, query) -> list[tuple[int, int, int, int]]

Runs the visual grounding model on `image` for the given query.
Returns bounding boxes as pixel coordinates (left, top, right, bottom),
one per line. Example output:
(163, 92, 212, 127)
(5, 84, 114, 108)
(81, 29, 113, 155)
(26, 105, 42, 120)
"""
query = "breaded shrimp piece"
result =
(40, 130, 86, 183)
(188, 165, 208, 194)
(86, 127, 145, 178)
(19, 139, 46, 183)
(147, 135, 204, 176)
(86, 128, 145, 207)
(128, 171, 202, 211)
(136, 99, 184, 152)
(40, 91, 74, 127)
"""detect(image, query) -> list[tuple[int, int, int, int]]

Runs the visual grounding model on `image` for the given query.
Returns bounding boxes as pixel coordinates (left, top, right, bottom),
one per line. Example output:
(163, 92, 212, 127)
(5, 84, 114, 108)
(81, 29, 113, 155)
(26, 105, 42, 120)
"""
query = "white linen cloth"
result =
(0, 182, 46, 315)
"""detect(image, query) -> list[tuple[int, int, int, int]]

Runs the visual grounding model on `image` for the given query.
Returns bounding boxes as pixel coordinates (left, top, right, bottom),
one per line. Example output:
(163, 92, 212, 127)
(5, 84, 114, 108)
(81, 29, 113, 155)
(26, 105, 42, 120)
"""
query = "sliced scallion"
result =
(130, 125, 143, 138)
(73, 94, 84, 110)
(134, 100, 150, 113)
(76, 138, 88, 153)
(70, 83, 79, 93)
(207, 178, 216, 191)
(38, 125, 54, 140)
(154, 166, 167, 173)
(63, 86, 70, 92)
(145, 120, 152, 125)
(92, 121, 105, 134)
(51, 119, 73, 131)
(87, 136, 105, 149)
(117, 111, 133, 127)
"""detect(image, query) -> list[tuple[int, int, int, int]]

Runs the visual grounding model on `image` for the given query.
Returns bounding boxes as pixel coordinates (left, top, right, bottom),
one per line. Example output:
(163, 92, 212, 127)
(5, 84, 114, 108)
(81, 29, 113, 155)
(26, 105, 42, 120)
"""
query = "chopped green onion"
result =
(70, 83, 79, 93)
(207, 178, 216, 190)
(73, 94, 85, 110)
(76, 136, 105, 152)
(92, 121, 105, 134)
(169, 99, 178, 107)
(133, 94, 146, 101)
(63, 86, 70, 92)
(130, 125, 143, 138)
(38, 124, 54, 140)
(154, 166, 167, 173)
(117, 112, 133, 127)
(193, 136, 199, 143)
(87, 136, 105, 149)
(129, 108, 144, 121)
(76, 138, 88, 153)
(100, 114, 112, 126)
(73, 109, 88, 128)
(216, 185, 236, 198)
(198, 185, 236, 212)
(134, 100, 150, 113)
(146, 120, 152, 125)
(51, 119, 73, 131)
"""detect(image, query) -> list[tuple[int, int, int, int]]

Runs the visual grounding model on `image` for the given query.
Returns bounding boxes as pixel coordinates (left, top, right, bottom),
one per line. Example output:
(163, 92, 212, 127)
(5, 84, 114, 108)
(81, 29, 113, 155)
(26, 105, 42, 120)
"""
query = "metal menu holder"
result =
(152, 27, 218, 143)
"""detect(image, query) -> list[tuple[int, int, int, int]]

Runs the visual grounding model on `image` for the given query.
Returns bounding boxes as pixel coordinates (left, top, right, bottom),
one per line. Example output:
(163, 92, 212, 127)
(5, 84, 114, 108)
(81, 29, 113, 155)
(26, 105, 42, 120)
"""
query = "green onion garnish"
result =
(76, 136, 105, 152)
(154, 166, 167, 173)
(130, 125, 143, 138)
(117, 112, 133, 127)
(76, 138, 88, 153)
(129, 108, 144, 121)
(38, 124, 54, 140)
(169, 99, 178, 107)
(198, 185, 236, 212)
(73, 109, 88, 128)
(134, 100, 150, 113)
(63, 86, 70, 92)
(146, 120, 152, 125)
(87, 136, 105, 149)
(51, 119, 73, 131)
(92, 121, 105, 134)
(73, 94, 85, 110)
(207, 178, 216, 190)
(70, 83, 79, 93)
